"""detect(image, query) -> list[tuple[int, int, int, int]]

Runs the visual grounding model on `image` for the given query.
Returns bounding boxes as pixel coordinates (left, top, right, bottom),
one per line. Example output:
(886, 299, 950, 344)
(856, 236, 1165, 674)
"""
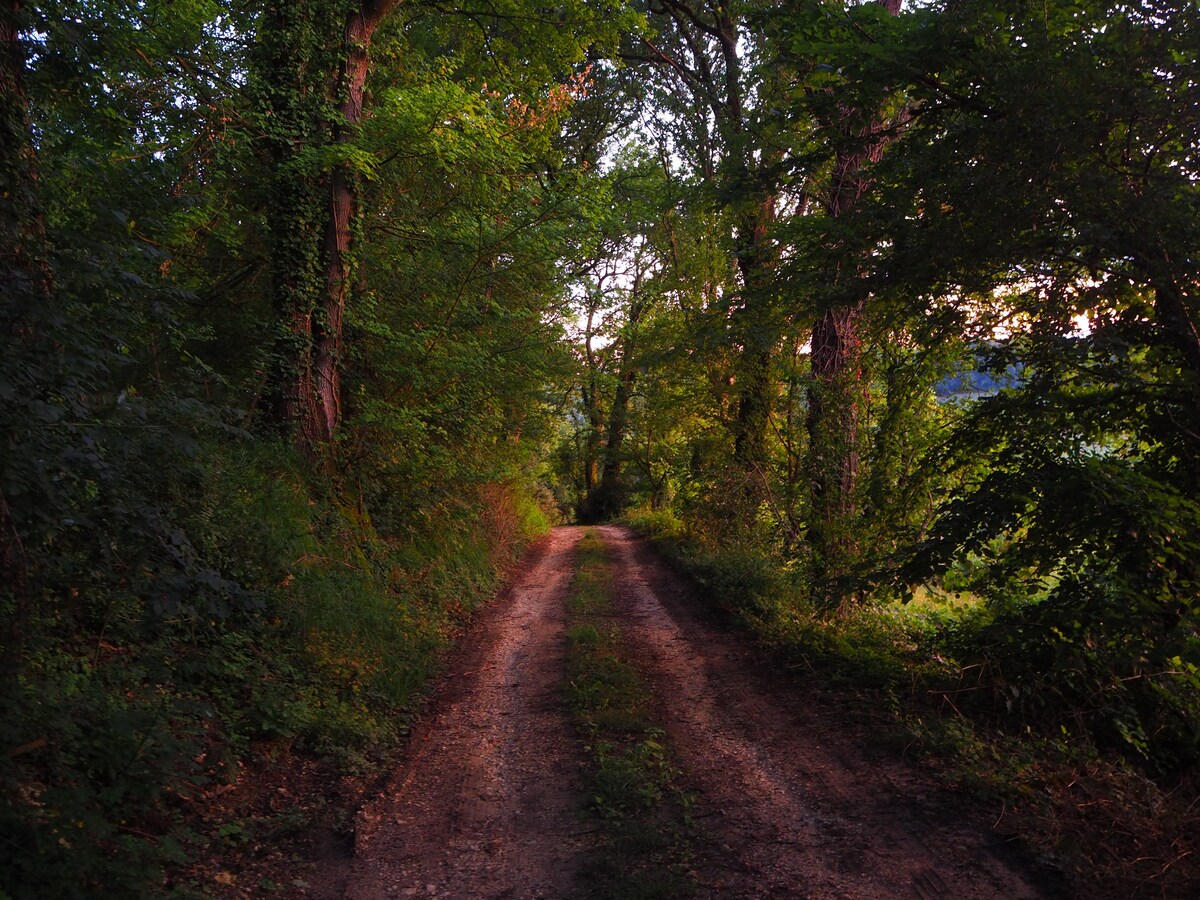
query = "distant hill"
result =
(934, 354, 1024, 402)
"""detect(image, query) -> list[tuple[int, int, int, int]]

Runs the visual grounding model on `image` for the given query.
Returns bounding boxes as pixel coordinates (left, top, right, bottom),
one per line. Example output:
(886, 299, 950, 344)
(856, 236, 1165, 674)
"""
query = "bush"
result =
(0, 431, 550, 897)
(622, 505, 684, 541)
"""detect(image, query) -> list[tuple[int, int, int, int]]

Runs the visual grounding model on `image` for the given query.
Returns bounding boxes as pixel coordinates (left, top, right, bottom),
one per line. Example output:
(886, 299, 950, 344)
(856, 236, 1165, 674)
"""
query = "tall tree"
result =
(318, 0, 400, 444)
(255, 0, 399, 457)
(627, 0, 791, 501)
(844, 0, 1200, 756)
(1, 1, 50, 302)
(593, 266, 651, 517)
(1, 0, 45, 689)
(803, 0, 904, 607)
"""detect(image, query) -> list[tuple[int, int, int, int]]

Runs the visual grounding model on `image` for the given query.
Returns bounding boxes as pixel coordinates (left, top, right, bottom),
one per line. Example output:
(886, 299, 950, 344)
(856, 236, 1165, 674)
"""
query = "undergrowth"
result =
(622, 506, 1200, 899)
(563, 531, 696, 899)
(0, 440, 549, 899)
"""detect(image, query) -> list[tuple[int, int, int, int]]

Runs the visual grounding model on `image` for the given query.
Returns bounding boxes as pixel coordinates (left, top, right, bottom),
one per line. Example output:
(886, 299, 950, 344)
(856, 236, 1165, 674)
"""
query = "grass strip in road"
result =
(564, 531, 696, 899)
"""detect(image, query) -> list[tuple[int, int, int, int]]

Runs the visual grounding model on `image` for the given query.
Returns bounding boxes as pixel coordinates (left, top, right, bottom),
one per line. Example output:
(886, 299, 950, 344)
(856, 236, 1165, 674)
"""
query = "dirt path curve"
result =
(343, 527, 588, 899)
(597, 525, 1050, 900)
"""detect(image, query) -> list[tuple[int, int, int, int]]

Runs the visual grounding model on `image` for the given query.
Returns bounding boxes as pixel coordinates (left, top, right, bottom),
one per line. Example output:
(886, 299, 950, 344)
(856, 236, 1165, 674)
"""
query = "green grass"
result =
(621, 518, 1200, 898)
(563, 531, 696, 899)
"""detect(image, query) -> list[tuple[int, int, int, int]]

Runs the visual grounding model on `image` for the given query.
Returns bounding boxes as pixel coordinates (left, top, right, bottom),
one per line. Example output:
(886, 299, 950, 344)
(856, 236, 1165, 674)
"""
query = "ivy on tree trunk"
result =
(259, 0, 399, 459)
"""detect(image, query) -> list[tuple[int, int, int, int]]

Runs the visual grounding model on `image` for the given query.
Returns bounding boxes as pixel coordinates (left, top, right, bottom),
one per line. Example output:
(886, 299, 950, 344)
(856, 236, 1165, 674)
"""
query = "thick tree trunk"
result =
(807, 300, 866, 597)
(267, 0, 398, 458)
(579, 305, 604, 512)
(259, 1, 325, 447)
(601, 368, 636, 481)
(806, 0, 902, 608)
(581, 381, 602, 497)
(311, 5, 393, 446)
(731, 193, 778, 492)
(586, 367, 634, 520)
(733, 345, 772, 468)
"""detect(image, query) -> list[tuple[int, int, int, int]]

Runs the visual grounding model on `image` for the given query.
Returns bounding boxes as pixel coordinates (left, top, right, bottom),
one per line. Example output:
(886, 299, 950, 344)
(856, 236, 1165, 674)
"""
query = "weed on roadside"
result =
(626, 520, 1200, 898)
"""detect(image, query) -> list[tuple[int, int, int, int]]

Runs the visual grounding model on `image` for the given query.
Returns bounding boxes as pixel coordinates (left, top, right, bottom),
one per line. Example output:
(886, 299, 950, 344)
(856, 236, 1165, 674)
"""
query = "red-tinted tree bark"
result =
(279, 0, 399, 457)
(314, 2, 398, 444)
(807, 0, 903, 607)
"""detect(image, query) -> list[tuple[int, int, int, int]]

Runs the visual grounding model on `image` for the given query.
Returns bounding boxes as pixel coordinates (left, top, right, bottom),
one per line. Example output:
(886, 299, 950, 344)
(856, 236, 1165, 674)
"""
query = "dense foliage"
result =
(1, 0, 601, 893)
(2, 0, 1198, 894)
(555, 0, 1199, 772)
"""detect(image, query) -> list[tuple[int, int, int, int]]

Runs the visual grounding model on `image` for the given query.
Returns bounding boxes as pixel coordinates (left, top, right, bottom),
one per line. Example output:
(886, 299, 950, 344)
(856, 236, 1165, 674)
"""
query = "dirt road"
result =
(345, 528, 588, 899)
(340, 526, 1051, 898)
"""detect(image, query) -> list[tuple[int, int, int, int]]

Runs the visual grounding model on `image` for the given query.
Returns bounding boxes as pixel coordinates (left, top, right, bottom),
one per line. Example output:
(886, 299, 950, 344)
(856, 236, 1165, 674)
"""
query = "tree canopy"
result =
(2, 0, 1198, 894)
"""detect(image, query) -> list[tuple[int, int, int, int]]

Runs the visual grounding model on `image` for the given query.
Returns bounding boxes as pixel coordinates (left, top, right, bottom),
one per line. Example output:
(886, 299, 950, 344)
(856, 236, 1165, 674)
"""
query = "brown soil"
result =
(341, 527, 589, 899)
(597, 525, 1049, 899)
(332, 525, 1054, 899)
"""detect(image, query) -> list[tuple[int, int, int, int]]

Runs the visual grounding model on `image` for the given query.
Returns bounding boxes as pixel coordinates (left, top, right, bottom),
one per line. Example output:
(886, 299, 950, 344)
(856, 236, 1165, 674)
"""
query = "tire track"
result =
(598, 524, 1049, 899)
(344, 528, 588, 899)
(339, 525, 1053, 899)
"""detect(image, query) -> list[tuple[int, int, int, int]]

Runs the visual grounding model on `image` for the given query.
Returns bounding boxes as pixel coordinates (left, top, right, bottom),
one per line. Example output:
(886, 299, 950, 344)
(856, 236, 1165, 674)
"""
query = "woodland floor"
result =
(249, 526, 1060, 899)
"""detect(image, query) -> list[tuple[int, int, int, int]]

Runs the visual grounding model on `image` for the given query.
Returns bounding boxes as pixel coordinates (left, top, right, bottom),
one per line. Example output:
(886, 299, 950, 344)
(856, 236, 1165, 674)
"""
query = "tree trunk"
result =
(578, 303, 604, 515)
(264, 0, 399, 459)
(1144, 252, 1200, 476)
(312, 4, 396, 446)
(1, 0, 51, 302)
(0, 0, 46, 694)
(581, 380, 602, 498)
(1143, 251, 1200, 375)
(731, 192, 778, 496)
(807, 300, 866, 601)
(646, 2, 780, 508)
(806, 0, 902, 609)
(592, 289, 648, 519)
